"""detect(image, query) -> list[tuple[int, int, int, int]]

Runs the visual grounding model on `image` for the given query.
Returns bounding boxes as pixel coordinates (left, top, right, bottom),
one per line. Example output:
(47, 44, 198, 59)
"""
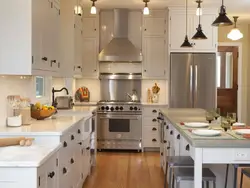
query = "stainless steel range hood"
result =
(98, 9, 142, 62)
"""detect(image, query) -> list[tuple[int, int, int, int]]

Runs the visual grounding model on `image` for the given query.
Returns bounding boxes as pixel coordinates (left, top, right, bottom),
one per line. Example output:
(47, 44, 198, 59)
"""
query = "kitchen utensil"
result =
(7, 115, 22, 127)
(192, 129, 221, 137)
(127, 89, 139, 101)
(234, 129, 250, 135)
(75, 87, 90, 102)
(0, 137, 35, 147)
(184, 122, 209, 128)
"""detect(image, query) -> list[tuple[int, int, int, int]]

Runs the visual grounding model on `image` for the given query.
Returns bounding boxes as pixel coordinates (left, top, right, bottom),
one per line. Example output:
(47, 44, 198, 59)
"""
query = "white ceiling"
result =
(82, 0, 250, 23)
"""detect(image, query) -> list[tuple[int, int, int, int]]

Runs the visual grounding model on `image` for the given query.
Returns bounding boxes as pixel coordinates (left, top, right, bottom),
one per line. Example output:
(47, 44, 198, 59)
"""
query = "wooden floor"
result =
(83, 151, 250, 188)
(83, 151, 164, 188)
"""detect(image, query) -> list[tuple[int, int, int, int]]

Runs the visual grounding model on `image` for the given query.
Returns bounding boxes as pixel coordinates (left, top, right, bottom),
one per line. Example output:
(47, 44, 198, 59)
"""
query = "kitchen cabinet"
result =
(142, 10, 168, 79)
(0, 0, 61, 76)
(81, 10, 99, 78)
(168, 8, 218, 52)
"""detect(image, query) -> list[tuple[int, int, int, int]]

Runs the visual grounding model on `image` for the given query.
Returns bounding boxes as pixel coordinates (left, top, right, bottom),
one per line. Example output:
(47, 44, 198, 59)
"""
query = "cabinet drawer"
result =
(143, 107, 159, 116)
(143, 135, 160, 147)
(143, 117, 159, 126)
(143, 125, 160, 138)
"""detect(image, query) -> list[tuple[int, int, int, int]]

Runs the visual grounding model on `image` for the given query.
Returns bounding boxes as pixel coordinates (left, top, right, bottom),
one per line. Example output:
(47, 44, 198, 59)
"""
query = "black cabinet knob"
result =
(63, 141, 67, 147)
(86, 147, 90, 150)
(42, 57, 48, 61)
(152, 138, 157, 142)
(48, 171, 55, 178)
(77, 129, 81, 134)
(170, 131, 173, 135)
(186, 144, 190, 151)
(177, 134, 180, 139)
(167, 146, 170, 150)
(152, 127, 157, 131)
(161, 152, 163, 156)
(164, 122, 166, 125)
(63, 167, 67, 174)
(163, 140, 167, 143)
(166, 125, 169, 129)
(152, 110, 157, 113)
(152, 118, 157, 122)
(71, 135, 74, 140)
(78, 142, 82, 145)
(70, 158, 74, 164)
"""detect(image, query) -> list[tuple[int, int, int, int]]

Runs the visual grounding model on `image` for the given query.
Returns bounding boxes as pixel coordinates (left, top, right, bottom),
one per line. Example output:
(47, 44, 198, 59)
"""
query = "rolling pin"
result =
(0, 137, 35, 147)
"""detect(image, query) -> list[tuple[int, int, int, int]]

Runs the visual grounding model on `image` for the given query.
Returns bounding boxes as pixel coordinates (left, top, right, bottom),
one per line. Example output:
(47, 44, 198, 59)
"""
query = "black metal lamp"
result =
(212, 0, 233, 26)
(192, 1, 207, 40)
(181, 0, 192, 48)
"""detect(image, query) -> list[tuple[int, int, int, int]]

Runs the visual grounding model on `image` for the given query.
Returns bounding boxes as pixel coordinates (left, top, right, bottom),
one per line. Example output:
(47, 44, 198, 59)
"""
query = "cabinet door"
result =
(191, 14, 218, 51)
(169, 13, 193, 51)
(142, 37, 166, 79)
(82, 18, 98, 38)
(82, 38, 98, 78)
(46, 156, 57, 188)
(143, 17, 166, 37)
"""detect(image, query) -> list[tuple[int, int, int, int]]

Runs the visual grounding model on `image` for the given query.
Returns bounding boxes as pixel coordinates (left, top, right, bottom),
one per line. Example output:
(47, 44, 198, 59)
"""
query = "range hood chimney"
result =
(98, 9, 143, 62)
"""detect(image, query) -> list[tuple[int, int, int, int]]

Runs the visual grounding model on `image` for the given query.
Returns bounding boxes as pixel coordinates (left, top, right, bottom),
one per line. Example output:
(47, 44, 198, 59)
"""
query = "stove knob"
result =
(110, 107, 114, 111)
(105, 106, 109, 110)
(134, 107, 138, 111)
(115, 106, 119, 110)
(120, 106, 123, 110)
(101, 106, 105, 110)
(130, 106, 134, 110)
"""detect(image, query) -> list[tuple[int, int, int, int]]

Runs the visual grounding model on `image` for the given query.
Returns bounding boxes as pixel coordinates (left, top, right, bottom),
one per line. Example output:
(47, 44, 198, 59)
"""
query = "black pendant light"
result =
(181, 0, 192, 48)
(212, 0, 233, 26)
(192, 1, 207, 40)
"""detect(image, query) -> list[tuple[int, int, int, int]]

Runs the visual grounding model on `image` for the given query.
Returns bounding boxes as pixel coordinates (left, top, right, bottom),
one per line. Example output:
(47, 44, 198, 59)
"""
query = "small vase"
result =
(152, 93, 159, 103)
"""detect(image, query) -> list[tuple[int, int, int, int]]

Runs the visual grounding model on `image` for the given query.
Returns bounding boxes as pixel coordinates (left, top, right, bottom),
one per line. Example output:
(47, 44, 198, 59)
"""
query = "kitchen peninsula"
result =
(160, 108, 250, 188)
(0, 106, 97, 188)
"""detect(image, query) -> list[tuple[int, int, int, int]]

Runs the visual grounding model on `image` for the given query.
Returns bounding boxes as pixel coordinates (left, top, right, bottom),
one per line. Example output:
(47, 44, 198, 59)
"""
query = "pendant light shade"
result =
(196, 0, 202, 16)
(227, 16, 243, 40)
(181, 0, 192, 48)
(212, 0, 233, 26)
(143, 0, 150, 15)
(90, 0, 97, 15)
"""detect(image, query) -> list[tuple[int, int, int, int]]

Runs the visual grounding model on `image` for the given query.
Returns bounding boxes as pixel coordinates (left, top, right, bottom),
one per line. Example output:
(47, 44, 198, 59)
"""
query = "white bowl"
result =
(233, 122, 246, 126)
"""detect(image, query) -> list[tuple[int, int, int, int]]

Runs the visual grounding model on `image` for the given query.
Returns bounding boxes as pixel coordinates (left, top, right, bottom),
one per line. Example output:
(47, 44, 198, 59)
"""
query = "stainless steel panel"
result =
(100, 79, 141, 101)
(99, 73, 142, 80)
(193, 53, 216, 110)
(170, 53, 193, 108)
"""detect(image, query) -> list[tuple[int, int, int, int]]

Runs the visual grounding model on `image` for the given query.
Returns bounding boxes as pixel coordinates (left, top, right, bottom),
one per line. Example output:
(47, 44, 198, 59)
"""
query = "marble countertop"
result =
(0, 143, 61, 167)
(160, 108, 250, 148)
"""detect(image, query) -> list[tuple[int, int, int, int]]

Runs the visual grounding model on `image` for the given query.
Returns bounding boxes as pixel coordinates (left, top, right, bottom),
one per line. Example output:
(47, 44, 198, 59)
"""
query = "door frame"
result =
(218, 42, 243, 122)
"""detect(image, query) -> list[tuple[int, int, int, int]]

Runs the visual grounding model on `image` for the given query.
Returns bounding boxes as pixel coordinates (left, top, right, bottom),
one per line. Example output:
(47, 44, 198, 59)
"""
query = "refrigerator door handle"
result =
(190, 65, 193, 107)
(194, 65, 198, 107)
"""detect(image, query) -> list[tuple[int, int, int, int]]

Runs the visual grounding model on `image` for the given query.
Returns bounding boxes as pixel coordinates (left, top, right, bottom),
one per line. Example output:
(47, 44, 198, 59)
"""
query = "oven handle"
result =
(99, 115, 141, 120)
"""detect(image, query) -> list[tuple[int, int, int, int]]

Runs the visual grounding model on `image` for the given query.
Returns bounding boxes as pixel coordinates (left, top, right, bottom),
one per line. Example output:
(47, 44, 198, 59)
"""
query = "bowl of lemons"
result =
(31, 102, 56, 120)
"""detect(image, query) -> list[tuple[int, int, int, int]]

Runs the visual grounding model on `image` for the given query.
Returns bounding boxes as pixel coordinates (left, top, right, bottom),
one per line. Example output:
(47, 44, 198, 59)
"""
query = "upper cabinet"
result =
(0, 0, 61, 76)
(142, 10, 168, 80)
(168, 8, 218, 52)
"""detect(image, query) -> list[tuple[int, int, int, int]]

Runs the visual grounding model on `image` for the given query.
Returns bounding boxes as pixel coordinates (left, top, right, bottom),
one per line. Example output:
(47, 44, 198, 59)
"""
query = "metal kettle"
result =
(127, 90, 139, 101)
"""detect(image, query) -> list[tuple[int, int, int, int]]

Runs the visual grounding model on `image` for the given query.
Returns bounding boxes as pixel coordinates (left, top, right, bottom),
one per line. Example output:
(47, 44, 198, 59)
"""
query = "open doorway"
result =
(217, 46, 238, 116)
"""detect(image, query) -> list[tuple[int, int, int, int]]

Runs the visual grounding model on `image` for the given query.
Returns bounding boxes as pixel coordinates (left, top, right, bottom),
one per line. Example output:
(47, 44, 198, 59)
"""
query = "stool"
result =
(224, 164, 250, 188)
(173, 167, 216, 188)
(164, 156, 194, 188)
(240, 168, 250, 188)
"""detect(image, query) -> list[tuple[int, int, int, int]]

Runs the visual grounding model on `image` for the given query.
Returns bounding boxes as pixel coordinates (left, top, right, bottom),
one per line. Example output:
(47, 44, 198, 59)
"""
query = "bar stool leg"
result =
(233, 165, 237, 188)
(176, 180, 180, 188)
(240, 171, 244, 188)
(163, 163, 168, 188)
(172, 173, 175, 188)
(202, 181, 205, 188)
(213, 180, 216, 188)
(224, 164, 229, 188)
(206, 181, 209, 188)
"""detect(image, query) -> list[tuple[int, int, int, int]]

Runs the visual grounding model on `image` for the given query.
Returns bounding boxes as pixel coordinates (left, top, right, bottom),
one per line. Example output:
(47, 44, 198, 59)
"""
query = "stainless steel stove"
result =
(97, 100, 142, 151)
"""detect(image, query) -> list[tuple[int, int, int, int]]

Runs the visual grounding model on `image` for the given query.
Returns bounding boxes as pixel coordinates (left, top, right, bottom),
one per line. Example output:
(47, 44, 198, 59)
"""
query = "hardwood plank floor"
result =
(83, 151, 164, 188)
(83, 152, 250, 188)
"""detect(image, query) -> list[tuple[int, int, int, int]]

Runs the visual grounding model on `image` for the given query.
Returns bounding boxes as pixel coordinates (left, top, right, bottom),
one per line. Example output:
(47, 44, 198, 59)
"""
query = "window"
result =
(36, 76, 45, 98)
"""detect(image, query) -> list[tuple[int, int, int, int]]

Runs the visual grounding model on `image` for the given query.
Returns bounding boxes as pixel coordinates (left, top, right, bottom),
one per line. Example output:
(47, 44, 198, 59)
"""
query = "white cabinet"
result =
(168, 8, 218, 52)
(142, 10, 168, 79)
(81, 11, 99, 78)
(0, 0, 61, 76)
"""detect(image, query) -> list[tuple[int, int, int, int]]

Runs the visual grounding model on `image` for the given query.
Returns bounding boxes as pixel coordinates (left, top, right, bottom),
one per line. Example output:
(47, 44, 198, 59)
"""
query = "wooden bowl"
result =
(31, 109, 56, 120)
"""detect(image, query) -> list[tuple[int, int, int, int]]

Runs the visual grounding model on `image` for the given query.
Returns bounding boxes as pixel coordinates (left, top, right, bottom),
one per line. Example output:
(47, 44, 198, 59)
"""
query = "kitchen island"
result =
(160, 108, 250, 188)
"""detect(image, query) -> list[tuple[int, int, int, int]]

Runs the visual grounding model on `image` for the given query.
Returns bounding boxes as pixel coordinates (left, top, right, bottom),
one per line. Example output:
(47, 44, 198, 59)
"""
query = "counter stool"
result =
(173, 167, 216, 188)
(240, 168, 250, 188)
(224, 164, 250, 188)
(164, 156, 194, 188)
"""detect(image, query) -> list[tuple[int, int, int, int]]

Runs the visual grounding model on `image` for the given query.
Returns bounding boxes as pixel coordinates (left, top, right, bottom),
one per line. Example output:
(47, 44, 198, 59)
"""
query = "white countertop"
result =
(0, 144, 61, 167)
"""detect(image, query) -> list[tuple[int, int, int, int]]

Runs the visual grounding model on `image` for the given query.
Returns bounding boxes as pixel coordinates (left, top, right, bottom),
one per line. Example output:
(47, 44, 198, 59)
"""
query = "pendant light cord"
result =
(185, 0, 187, 35)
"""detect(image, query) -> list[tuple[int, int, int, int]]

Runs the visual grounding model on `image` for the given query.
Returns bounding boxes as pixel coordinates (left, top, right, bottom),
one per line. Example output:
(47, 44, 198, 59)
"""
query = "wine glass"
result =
(221, 116, 231, 132)
(227, 112, 237, 126)
(206, 111, 214, 123)
(213, 108, 220, 120)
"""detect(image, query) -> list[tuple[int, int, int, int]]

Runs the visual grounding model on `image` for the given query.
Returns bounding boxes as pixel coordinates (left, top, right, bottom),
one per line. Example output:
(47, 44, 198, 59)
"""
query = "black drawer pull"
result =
(186, 144, 190, 151)
(70, 158, 74, 164)
(63, 141, 67, 147)
(78, 142, 82, 145)
(152, 138, 157, 142)
(160, 152, 163, 156)
(177, 134, 180, 139)
(86, 147, 90, 150)
(63, 167, 67, 174)
(152, 118, 157, 122)
(167, 146, 170, 150)
(42, 57, 48, 61)
(48, 171, 55, 178)
(71, 135, 74, 140)
(166, 125, 169, 129)
(164, 122, 166, 125)
(152, 109, 157, 113)
(170, 131, 173, 135)
(163, 140, 167, 143)
(152, 127, 157, 131)
(77, 129, 81, 134)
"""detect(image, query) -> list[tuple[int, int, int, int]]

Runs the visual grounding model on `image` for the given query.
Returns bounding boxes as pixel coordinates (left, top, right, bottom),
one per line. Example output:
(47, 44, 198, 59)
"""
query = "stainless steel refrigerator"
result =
(169, 53, 216, 110)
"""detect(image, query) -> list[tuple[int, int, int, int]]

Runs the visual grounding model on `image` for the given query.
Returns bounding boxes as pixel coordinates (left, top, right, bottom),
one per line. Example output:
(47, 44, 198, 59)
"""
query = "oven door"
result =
(97, 114, 142, 140)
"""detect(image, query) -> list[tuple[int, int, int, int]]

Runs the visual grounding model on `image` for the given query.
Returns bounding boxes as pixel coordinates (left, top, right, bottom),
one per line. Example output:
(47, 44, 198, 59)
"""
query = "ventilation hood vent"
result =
(98, 9, 143, 62)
